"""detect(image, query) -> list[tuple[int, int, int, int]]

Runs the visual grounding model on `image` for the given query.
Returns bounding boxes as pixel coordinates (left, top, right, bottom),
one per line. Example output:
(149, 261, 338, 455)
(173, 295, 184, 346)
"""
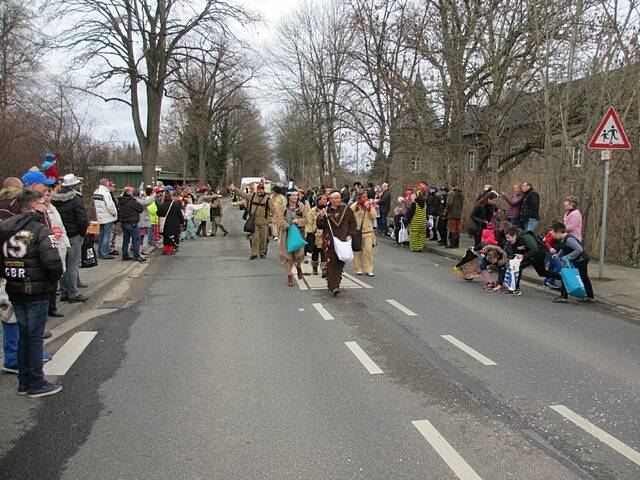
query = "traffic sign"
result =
(588, 107, 631, 150)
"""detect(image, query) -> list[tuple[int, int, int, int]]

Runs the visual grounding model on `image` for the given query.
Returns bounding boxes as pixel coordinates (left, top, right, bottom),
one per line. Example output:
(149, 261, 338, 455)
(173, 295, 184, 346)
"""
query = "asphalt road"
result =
(1, 208, 638, 480)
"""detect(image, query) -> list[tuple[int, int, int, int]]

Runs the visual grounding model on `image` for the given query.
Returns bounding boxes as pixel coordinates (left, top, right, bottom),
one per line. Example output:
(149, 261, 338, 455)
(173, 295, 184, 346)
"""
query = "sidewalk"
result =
(389, 234, 640, 314)
(0, 240, 155, 351)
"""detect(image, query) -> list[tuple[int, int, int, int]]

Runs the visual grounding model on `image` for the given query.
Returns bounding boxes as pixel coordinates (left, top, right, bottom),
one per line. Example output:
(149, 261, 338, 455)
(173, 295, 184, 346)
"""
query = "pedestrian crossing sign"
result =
(588, 107, 631, 150)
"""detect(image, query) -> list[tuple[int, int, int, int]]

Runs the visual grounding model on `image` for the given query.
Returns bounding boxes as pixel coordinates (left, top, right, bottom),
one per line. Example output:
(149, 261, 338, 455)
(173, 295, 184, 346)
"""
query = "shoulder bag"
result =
(327, 212, 354, 264)
(159, 201, 174, 234)
(351, 209, 365, 252)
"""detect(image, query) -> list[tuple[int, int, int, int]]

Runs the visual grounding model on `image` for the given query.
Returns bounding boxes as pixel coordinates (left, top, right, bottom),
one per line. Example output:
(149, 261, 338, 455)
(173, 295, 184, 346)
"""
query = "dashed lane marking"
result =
(550, 405, 640, 466)
(385, 299, 417, 316)
(344, 341, 383, 374)
(312, 303, 334, 320)
(297, 262, 367, 290)
(342, 272, 374, 288)
(412, 420, 483, 480)
(43, 331, 98, 376)
(441, 335, 497, 366)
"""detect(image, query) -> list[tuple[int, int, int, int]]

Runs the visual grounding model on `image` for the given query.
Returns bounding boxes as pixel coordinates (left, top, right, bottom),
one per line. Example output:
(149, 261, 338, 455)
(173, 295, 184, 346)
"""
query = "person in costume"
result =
(230, 182, 272, 259)
(351, 189, 377, 276)
(274, 187, 307, 287)
(305, 194, 328, 277)
(316, 190, 356, 296)
(407, 189, 427, 252)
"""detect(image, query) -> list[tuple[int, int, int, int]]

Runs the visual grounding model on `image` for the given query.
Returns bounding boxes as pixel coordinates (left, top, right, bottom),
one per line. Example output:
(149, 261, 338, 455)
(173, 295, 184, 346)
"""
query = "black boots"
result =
(446, 233, 459, 249)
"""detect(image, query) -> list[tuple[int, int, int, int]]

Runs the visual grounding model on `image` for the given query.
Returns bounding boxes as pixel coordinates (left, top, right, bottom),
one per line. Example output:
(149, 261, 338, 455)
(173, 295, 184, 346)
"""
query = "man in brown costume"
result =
(230, 183, 271, 259)
(316, 191, 356, 296)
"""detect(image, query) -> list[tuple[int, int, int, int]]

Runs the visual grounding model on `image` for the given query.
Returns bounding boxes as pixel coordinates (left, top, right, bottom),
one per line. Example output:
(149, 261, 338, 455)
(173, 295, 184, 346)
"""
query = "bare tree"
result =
(51, 0, 257, 183)
(169, 35, 256, 183)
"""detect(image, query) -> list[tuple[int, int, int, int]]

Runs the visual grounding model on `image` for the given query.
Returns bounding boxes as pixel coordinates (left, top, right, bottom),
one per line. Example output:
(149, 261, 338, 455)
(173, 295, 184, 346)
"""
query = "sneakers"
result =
(579, 297, 596, 303)
(355, 271, 363, 275)
(42, 353, 53, 362)
(366, 272, 375, 277)
(483, 282, 497, 291)
(543, 280, 560, 290)
(27, 382, 62, 398)
(504, 289, 521, 296)
(552, 296, 568, 303)
(2, 366, 18, 374)
(18, 384, 28, 395)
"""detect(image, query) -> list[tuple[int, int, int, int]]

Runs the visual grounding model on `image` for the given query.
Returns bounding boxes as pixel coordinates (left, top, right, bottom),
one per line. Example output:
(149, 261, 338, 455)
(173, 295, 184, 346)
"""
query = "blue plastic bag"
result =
(560, 260, 586, 298)
(287, 224, 307, 253)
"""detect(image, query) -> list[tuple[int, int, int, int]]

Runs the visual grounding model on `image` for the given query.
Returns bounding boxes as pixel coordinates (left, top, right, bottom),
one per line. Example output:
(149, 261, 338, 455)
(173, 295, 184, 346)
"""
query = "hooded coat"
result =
(51, 188, 88, 238)
(0, 212, 64, 301)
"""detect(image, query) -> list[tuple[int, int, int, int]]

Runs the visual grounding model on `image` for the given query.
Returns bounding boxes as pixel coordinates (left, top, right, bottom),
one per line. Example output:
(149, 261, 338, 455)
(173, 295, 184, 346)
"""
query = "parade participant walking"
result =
(210, 193, 228, 236)
(445, 185, 464, 249)
(93, 178, 118, 259)
(407, 190, 427, 252)
(305, 195, 328, 277)
(0, 190, 64, 397)
(51, 174, 88, 303)
(550, 222, 594, 303)
(157, 190, 183, 256)
(351, 190, 377, 276)
(275, 188, 307, 287)
(317, 191, 356, 296)
(230, 183, 272, 259)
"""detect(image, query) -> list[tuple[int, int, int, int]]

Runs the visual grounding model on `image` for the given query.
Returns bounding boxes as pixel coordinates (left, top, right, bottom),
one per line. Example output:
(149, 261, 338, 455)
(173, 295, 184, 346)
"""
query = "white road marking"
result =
(550, 405, 640, 466)
(298, 263, 363, 290)
(343, 272, 374, 288)
(45, 309, 116, 346)
(344, 341, 383, 374)
(412, 420, 483, 480)
(44, 332, 98, 376)
(294, 272, 309, 290)
(312, 303, 334, 320)
(385, 299, 417, 316)
(441, 335, 497, 366)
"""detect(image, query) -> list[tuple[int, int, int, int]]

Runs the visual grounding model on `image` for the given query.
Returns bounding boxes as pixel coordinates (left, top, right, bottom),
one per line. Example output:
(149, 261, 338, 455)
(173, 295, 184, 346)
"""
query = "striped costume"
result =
(409, 202, 427, 252)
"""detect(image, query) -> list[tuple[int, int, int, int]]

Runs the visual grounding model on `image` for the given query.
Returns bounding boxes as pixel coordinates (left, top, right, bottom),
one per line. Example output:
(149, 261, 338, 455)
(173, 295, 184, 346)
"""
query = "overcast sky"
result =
(58, 0, 301, 145)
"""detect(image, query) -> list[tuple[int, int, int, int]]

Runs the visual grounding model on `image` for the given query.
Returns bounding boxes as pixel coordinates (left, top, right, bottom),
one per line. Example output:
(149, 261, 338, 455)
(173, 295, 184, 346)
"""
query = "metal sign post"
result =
(598, 149, 611, 278)
(587, 107, 630, 279)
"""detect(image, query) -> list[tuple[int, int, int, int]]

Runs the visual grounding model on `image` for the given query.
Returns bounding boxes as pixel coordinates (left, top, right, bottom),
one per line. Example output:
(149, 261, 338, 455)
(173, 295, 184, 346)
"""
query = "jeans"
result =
(517, 256, 560, 290)
(525, 219, 539, 233)
(14, 299, 49, 390)
(147, 225, 156, 246)
(98, 222, 114, 257)
(61, 235, 82, 298)
(2, 321, 19, 369)
(121, 222, 141, 259)
(545, 253, 562, 286)
(378, 214, 388, 236)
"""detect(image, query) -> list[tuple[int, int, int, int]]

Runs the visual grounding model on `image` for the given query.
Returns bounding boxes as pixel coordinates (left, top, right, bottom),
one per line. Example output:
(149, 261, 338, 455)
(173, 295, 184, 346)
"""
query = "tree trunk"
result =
(198, 134, 207, 184)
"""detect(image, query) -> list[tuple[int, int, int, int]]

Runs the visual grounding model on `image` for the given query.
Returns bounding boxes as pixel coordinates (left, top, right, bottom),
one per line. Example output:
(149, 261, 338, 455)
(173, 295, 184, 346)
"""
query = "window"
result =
(572, 146, 583, 168)
(468, 150, 476, 171)
(412, 158, 422, 172)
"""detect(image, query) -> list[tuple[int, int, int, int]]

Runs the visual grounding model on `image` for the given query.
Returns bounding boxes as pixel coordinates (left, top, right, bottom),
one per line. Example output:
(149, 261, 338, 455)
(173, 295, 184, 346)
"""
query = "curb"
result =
(378, 235, 640, 318)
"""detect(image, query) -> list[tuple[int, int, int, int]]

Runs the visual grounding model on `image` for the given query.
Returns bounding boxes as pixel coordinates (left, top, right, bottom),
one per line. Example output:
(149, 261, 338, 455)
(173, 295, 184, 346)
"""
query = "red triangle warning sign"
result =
(588, 107, 631, 150)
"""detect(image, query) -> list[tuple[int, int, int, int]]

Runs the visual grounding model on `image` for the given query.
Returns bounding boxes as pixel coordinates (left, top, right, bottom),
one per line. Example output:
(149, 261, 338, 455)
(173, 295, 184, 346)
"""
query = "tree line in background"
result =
(270, 0, 640, 262)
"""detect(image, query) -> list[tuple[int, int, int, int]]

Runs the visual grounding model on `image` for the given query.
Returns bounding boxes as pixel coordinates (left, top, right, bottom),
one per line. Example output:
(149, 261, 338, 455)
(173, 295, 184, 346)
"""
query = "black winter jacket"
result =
(51, 188, 88, 238)
(118, 194, 144, 223)
(378, 190, 391, 215)
(0, 213, 64, 301)
(520, 189, 540, 222)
